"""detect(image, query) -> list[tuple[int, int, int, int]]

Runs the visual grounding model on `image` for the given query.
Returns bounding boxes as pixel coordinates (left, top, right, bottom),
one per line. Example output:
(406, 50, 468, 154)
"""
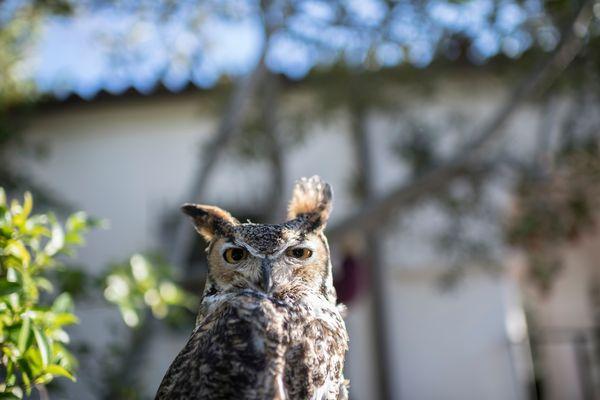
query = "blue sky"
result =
(34, 10, 264, 98)
(28, 0, 549, 99)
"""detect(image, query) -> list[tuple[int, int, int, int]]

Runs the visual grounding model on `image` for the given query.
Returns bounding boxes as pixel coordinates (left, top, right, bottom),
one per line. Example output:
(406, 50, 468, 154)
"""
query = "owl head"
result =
(182, 176, 336, 302)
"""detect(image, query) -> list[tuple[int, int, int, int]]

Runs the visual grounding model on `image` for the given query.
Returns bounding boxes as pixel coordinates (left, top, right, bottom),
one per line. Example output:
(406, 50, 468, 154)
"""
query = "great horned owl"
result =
(155, 176, 349, 400)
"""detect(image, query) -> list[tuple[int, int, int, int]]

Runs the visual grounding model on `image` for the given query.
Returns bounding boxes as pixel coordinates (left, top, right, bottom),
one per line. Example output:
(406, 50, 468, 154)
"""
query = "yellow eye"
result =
(223, 247, 248, 264)
(286, 247, 313, 260)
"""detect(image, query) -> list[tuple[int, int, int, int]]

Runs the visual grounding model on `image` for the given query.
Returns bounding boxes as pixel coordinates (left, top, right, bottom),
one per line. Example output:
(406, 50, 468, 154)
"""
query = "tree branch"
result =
(168, 54, 268, 267)
(168, 0, 283, 267)
(328, 0, 596, 241)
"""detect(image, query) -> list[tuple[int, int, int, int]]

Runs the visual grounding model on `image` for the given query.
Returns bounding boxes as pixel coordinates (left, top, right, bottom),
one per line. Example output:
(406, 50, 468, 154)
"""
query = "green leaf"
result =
(21, 192, 32, 220)
(5, 361, 16, 384)
(1, 343, 18, 360)
(44, 364, 76, 381)
(20, 372, 31, 396)
(0, 385, 22, 399)
(16, 359, 33, 395)
(17, 316, 31, 353)
(52, 313, 78, 326)
(44, 218, 64, 256)
(0, 393, 22, 400)
(50, 328, 70, 344)
(33, 373, 53, 385)
(6, 241, 30, 269)
(34, 277, 54, 293)
(0, 281, 20, 296)
(65, 212, 87, 231)
(32, 326, 52, 368)
(52, 293, 74, 313)
(9, 200, 20, 217)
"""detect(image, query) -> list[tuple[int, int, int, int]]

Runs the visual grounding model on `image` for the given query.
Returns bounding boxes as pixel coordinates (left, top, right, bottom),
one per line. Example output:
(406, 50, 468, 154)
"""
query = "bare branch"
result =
(168, 0, 288, 267)
(328, 0, 596, 241)
(169, 57, 268, 267)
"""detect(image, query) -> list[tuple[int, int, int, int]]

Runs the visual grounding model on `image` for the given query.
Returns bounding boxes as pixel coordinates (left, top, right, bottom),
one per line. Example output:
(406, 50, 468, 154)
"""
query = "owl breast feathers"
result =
(156, 176, 349, 400)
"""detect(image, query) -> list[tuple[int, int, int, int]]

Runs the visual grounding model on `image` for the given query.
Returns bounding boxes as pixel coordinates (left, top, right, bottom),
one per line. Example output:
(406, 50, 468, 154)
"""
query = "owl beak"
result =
(260, 259, 273, 293)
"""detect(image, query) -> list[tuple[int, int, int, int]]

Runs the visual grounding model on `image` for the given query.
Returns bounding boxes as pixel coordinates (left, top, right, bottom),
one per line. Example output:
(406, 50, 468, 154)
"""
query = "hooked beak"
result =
(260, 259, 273, 293)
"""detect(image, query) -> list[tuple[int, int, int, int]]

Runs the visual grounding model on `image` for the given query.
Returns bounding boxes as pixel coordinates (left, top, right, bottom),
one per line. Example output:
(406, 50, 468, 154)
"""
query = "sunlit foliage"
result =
(103, 254, 198, 328)
(0, 189, 97, 399)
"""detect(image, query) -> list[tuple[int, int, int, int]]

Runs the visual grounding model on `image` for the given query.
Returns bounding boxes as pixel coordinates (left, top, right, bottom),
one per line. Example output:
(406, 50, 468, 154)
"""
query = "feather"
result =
(286, 176, 333, 230)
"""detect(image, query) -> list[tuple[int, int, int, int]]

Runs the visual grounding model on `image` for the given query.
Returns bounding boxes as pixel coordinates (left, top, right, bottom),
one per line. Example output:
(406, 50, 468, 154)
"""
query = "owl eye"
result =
(223, 247, 248, 264)
(286, 247, 313, 260)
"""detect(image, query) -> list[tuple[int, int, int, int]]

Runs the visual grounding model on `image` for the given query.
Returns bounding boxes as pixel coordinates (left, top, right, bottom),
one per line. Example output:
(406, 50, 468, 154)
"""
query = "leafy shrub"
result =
(506, 137, 600, 291)
(103, 254, 198, 328)
(0, 189, 98, 399)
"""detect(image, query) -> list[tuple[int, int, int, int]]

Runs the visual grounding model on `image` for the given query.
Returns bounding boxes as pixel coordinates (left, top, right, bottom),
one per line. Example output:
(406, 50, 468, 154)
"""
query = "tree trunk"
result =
(350, 102, 395, 400)
(262, 72, 286, 223)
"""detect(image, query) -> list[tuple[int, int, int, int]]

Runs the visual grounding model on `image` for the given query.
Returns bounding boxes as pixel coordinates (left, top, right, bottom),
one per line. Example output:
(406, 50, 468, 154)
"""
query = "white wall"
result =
(388, 269, 520, 400)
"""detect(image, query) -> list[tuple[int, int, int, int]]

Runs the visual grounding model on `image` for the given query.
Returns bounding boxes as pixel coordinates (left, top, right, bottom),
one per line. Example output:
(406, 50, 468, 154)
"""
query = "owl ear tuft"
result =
(181, 204, 239, 241)
(287, 176, 333, 231)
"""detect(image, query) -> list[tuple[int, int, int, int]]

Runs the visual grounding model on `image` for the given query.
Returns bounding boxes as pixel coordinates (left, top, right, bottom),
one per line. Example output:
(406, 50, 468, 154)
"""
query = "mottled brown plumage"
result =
(156, 176, 349, 400)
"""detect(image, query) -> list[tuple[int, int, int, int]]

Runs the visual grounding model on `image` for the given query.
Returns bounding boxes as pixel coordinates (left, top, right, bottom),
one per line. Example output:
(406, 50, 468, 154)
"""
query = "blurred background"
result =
(2, 0, 600, 399)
